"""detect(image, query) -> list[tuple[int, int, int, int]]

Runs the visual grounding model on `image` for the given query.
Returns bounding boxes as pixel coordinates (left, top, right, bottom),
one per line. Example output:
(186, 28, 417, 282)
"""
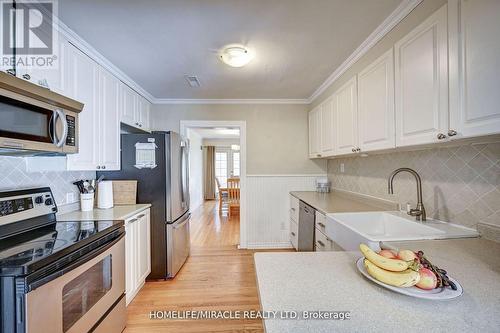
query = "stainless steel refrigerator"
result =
(98, 131, 190, 279)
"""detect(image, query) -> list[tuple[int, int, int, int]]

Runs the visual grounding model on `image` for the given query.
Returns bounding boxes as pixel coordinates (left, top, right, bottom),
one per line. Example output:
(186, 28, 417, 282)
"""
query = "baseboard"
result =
(246, 242, 293, 249)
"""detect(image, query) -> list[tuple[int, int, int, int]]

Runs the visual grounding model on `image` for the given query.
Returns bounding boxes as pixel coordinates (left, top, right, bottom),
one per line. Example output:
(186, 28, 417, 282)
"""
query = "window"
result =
(233, 152, 240, 177)
(215, 151, 228, 187)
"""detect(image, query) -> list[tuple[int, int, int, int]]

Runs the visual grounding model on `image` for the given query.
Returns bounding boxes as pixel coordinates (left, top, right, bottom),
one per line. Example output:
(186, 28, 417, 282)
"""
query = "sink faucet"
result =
(388, 168, 426, 221)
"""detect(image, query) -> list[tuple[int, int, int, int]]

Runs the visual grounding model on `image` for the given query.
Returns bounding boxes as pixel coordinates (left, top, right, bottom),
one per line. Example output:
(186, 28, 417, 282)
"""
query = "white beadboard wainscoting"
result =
(245, 174, 324, 249)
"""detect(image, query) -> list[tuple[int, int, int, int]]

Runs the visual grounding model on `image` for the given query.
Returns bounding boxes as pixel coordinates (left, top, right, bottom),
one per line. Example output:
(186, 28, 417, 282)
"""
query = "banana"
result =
(359, 244, 409, 272)
(364, 259, 420, 287)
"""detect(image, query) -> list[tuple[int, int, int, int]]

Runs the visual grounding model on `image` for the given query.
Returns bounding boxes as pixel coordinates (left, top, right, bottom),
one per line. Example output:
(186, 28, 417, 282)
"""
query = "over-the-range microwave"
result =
(0, 72, 84, 156)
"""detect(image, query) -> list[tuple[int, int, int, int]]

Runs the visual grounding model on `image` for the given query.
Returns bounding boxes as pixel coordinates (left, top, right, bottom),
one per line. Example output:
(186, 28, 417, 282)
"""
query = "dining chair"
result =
(215, 177, 228, 214)
(227, 178, 240, 218)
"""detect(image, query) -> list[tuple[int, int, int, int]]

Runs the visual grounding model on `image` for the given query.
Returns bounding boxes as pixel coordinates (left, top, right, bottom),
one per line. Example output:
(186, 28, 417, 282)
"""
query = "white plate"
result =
(356, 257, 463, 300)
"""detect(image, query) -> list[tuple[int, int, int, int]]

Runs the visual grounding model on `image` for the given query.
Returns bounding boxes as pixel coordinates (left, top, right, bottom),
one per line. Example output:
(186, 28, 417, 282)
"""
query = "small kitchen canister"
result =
(80, 193, 94, 211)
(97, 181, 114, 209)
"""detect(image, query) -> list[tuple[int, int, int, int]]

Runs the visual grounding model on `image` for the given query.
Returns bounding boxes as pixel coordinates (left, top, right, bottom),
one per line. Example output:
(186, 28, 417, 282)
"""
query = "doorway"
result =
(181, 121, 247, 249)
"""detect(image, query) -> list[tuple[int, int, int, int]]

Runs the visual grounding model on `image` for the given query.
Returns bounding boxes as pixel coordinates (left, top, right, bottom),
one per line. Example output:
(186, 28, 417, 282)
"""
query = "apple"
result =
(398, 249, 418, 261)
(378, 249, 397, 259)
(416, 268, 438, 290)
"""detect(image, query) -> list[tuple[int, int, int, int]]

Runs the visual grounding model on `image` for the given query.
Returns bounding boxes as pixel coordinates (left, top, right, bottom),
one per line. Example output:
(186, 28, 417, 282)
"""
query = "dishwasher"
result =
(297, 201, 315, 251)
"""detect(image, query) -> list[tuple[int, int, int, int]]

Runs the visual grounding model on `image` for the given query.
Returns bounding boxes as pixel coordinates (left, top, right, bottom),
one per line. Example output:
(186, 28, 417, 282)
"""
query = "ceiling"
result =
(59, 0, 402, 100)
(189, 128, 240, 139)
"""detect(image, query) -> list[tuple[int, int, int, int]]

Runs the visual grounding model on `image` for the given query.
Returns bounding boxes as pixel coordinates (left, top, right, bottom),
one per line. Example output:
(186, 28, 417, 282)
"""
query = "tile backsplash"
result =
(328, 141, 500, 240)
(0, 157, 95, 206)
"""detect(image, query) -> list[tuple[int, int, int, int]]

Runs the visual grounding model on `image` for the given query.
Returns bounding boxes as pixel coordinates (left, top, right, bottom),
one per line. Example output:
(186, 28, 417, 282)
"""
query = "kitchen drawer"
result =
(315, 227, 334, 252)
(290, 195, 299, 222)
(290, 219, 298, 250)
(315, 211, 327, 234)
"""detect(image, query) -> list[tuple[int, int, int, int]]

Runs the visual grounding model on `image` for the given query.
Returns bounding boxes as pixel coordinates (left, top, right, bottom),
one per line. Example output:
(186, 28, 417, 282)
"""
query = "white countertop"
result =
(58, 204, 151, 222)
(254, 238, 500, 333)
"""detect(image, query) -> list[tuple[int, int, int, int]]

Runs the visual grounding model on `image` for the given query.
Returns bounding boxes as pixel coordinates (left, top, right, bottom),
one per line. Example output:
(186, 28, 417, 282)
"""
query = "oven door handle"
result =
(27, 232, 124, 292)
(53, 109, 68, 147)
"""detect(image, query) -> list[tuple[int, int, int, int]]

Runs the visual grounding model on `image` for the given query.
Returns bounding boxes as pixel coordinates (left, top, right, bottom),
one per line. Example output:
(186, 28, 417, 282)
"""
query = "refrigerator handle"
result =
(180, 141, 188, 208)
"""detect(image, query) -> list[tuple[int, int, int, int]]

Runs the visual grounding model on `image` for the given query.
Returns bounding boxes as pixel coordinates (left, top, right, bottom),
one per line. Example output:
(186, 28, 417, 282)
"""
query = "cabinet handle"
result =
(101, 165, 106, 169)
(6, 69, 15, 76)
(22, 74, 31, 80)
(128, 218, 138, 224)
(96, 165, 101, 169)
(448, 129, 457, 137)
(316, 154, 321, 157)
(437, 133, 447, 140)
(290, 232, 296, 236)
(356, 147, 361, 152)
(317, 222, 325, 228)
(137, 214, 145, 219)
(139, 124, 142, 127)
(317, 240, 325, 247)
(352, 148, 357, 153)
(291, 208, 295, 212)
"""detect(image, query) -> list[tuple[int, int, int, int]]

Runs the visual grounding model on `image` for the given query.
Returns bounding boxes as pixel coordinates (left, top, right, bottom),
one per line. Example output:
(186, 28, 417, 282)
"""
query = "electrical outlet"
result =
(66, 192, 76, 203)
(340, 163, 345, 173)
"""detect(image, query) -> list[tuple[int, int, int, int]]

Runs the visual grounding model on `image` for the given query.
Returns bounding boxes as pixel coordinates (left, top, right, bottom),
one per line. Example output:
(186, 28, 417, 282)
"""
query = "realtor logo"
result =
(1, 0, 58, 70)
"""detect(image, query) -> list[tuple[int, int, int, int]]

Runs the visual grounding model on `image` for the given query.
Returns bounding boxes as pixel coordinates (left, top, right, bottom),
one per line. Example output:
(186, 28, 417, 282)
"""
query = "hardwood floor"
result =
(125, 200, 287, 333)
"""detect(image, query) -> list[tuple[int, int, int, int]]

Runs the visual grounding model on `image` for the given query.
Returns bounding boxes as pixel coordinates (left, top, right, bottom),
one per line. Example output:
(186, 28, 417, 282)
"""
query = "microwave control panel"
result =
(66, 115, 76, 146)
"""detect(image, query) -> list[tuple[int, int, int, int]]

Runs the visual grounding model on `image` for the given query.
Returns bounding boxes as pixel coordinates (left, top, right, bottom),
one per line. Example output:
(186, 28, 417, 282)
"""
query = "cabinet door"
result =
(125, 222, 136, 305)
(449, 0, 500, 138)
(320, 98, 335, 157)
(99, 68, 121, 171)
(138, 97, 151, 130)
(308, 107, 321, 158)
(136, 210, 151, 283)
(66, 45, 100, 171)
(121, 83, 138, 127)
(358, 49, 395, 152)
(334, 77, 358, 155)
(394, 5, 448, 147)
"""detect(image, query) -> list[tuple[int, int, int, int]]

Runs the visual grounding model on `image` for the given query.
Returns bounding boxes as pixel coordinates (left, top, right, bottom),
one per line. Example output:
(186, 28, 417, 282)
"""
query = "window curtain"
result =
(203, 146, 216, 200)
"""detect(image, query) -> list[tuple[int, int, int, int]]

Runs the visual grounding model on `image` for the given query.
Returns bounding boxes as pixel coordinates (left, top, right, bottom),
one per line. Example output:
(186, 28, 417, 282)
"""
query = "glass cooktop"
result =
(0, 220, 123, 276)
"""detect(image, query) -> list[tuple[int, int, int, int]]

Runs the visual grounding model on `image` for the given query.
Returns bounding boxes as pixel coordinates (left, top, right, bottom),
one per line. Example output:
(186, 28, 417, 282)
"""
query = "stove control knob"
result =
(45, 198, 53, 206)
(35, 196, 44, 204)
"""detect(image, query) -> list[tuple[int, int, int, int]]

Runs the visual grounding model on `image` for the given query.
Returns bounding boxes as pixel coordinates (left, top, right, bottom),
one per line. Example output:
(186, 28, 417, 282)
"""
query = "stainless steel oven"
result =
(0, 72, 82, 155)
(26, 237, 125, 333)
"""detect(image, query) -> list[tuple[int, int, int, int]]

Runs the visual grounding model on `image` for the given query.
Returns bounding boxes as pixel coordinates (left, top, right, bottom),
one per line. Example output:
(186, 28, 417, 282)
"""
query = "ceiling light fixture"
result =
(219, 45, 254, 68)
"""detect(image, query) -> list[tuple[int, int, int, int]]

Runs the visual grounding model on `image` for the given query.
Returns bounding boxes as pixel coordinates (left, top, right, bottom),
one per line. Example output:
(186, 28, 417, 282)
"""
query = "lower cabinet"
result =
(125, 209, 151, 305)
(290, 219, 298, 250)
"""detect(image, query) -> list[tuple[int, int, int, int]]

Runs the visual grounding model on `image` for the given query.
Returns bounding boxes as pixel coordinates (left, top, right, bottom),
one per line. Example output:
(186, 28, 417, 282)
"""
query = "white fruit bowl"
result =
(356, 258, 463, 300)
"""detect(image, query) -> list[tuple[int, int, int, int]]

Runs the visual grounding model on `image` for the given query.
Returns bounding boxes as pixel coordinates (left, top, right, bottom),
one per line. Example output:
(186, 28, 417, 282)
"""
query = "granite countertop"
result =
(254, 238, 500, 333)
(58, 204, 151, 222)
(290, 190, 399, 215)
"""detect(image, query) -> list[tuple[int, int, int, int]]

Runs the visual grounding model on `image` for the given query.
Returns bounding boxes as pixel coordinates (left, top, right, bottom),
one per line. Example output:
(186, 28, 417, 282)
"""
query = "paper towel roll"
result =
(98, 181, 114, 209)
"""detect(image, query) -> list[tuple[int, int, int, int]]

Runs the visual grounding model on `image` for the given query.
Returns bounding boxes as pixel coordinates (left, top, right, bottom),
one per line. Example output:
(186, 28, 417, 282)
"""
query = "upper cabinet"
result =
(120, 84, 151, 131)
(320, 97, 335, 157)
(449, 0, 500, 138)
(334, 77, 358, 155)
(308, 106, 321, 158)
(394, 5, 449, 147)
(358, 49, 395, 152)
(66, 44, 120, 171)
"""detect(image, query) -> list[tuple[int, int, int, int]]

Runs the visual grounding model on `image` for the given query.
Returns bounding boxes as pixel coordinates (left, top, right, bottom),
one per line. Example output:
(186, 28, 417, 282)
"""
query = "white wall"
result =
(151, 103, 326, 175)
(202, 138, 240, 147)
(186, 129, 204, 212)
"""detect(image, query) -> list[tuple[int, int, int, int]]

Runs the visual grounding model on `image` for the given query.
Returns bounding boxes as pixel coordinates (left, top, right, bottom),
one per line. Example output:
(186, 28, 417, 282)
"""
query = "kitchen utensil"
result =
(355, 257, 463, 300)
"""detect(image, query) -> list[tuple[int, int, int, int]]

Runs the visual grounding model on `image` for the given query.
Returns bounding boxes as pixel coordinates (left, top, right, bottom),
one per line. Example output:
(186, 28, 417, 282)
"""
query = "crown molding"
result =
(153, 98, 309, 105)
(53, 18, 156, 103)
(307, 0, 423, 104)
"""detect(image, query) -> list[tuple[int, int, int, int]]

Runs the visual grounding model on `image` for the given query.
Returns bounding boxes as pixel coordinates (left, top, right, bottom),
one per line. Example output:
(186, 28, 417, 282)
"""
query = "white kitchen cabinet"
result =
(448, 0, 500, 139)
(66, 44, 100, 171)
(334, 77, 358, 155)
(394, 5, 449, 147)
(66, 44, 121, 171)
(320, 97, 335, 157)
(125, 209, 151, 306)
(98, 68, 121, 171)
(308, 107, 321, 158)
(120, 83, 151, 131)
(357, 49, 395, 152)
